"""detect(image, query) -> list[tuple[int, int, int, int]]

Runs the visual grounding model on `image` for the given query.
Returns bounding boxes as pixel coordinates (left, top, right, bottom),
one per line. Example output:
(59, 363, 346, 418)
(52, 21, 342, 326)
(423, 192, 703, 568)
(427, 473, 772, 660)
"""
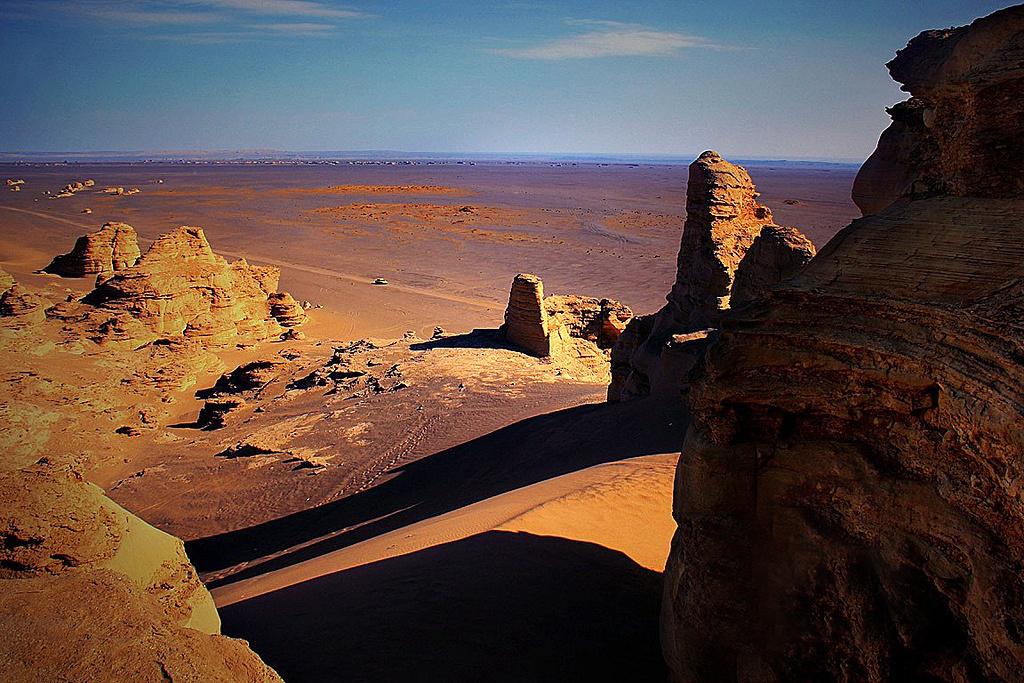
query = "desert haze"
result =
(3, 3, 1024, 683)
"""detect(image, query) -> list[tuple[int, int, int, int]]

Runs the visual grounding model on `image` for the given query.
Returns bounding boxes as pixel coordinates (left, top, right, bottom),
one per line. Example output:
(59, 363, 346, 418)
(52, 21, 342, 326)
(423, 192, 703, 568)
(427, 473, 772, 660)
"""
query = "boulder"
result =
(731, 225, 816, 307)
(268, 291, 307, 327)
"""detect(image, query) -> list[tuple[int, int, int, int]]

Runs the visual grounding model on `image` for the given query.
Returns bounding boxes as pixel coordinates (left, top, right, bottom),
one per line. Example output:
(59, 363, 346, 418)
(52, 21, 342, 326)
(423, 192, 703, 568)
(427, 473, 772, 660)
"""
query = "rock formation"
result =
(852, 5, 1024, 215)
(609, 152, 814, 402)
(501, 273, 550, 357)
(0, 459, 283, 681)
(731, 225, 816, 307)
(499, 273, 633, 369)
(1, 570, 283, 682)
(662, 7, 1024, 681)
(0, 267, 15, 294)
(44, 221, 141, 277)
(0, 285, 50, 324)
(268, 291, 307, 327)
(81, 226, 283, 348)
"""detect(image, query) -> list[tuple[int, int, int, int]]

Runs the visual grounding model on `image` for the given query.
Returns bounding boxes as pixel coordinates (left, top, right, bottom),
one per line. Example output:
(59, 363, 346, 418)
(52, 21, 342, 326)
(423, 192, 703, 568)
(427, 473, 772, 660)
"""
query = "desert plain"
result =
(0, 158, 858, 680)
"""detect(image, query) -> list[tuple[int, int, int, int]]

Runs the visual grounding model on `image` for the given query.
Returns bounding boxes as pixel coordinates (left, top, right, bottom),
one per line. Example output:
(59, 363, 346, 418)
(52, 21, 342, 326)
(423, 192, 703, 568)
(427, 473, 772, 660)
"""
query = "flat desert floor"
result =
(0, 159, 858, 681)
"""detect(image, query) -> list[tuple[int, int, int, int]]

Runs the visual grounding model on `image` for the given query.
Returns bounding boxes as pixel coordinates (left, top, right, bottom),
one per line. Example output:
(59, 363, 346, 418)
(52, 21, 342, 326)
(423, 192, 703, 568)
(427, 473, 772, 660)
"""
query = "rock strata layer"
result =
(662, 7, 1024, 681)
(44, 222, 141, 277)
(609, 153, 813, 402)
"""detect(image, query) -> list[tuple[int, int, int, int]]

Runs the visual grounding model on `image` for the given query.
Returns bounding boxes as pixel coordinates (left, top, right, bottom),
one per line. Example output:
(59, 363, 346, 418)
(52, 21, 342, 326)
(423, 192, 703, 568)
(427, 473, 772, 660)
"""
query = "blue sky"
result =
(0, 1, 1012, 159)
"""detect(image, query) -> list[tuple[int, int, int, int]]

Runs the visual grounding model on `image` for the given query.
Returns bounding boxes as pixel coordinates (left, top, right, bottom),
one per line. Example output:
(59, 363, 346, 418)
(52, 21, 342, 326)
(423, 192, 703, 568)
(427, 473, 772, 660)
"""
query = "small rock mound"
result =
(0, 285, 50, 323)
(44, 222, 141, 277)
(268, 291, 307, 327)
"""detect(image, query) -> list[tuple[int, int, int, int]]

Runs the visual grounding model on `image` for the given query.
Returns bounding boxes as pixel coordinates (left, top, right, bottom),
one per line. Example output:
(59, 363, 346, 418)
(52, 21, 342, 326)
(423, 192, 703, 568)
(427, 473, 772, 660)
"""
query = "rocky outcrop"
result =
(609, 153, 813, 402)
(1, 571, 283, 682)
(268, 291, 307, 327)
(45, 222, 141, 277)
(852, 5, 1024, 215)
(662, 8, 1024, 681)
(0, 459, 218, 631)
(731, 225, 816, 307)
(0, 459, 282, 680)
(501, 273, 550, 357)
(82, 226, 283, 348)
(0, 267, 13, 293)
(545, 295, 632, 351)
(0, 285, 50, 323)
(499, 274, 633, 368)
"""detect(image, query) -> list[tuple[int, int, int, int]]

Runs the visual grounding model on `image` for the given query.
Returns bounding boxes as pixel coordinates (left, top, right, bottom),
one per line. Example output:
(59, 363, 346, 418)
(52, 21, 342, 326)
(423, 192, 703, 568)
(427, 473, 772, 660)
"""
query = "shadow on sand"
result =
(187, 394, 687, 586)
(408, 327, 507, 350)
(220, 530, 669, 683)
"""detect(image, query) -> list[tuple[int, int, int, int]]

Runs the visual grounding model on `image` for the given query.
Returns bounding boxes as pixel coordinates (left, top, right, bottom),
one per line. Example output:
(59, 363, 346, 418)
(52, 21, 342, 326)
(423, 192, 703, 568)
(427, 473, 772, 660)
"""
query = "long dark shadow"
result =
(220, 530, 668, 683)
(187, 394, 686, 586)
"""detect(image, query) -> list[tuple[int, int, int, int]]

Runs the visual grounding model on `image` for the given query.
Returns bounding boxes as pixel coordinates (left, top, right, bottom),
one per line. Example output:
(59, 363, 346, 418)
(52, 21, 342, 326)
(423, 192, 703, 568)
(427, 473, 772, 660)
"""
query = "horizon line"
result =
(0, 149, 865, 165)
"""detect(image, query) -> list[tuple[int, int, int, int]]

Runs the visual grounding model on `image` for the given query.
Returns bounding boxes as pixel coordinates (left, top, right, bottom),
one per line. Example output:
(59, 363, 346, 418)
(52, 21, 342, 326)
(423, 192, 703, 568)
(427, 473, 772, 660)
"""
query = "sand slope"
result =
(216, 452, 678, 682)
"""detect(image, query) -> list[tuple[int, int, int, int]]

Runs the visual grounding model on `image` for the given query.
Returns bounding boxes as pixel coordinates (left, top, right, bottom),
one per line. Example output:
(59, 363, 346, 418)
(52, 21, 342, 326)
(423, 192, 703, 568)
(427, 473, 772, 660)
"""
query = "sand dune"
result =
(215, 452, 678, 606)
(216, 452, 677, 682)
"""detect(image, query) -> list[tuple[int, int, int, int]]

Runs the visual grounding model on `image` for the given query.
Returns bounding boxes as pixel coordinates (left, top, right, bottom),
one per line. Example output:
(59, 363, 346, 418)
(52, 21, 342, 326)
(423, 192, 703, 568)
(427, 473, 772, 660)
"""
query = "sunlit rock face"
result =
(80, 225, 284, 348)
(44, 222, 141, 278)
(662, 6, 1024, 681)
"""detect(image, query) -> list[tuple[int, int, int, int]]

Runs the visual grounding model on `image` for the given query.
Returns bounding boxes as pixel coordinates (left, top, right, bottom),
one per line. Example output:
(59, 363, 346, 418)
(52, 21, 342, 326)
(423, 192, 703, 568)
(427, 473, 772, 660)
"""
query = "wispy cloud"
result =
(73, 3, 219, 25)
(199, 0, 365, 19)
(38, 0, 366, 37)
(494, 20, 737, 59)
(245, 21, 338, 35)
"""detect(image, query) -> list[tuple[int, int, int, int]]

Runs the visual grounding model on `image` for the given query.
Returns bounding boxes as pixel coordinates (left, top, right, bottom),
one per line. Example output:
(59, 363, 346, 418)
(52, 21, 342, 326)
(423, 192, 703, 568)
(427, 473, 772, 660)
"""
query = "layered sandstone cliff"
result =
(44, 221, 141, 278)
(662, 7, 1024, 681)
(609, 153, 814, 401)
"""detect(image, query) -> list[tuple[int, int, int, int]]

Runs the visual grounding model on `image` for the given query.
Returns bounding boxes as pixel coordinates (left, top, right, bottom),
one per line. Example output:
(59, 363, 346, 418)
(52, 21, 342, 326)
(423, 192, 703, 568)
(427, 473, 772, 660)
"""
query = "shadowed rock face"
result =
(852, 5, 1024, 215)
(662, 7, 1024, 681)
(609, 152, 813, 402)
(731, 225, 816, 307)
(44, 222, 141, 277)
